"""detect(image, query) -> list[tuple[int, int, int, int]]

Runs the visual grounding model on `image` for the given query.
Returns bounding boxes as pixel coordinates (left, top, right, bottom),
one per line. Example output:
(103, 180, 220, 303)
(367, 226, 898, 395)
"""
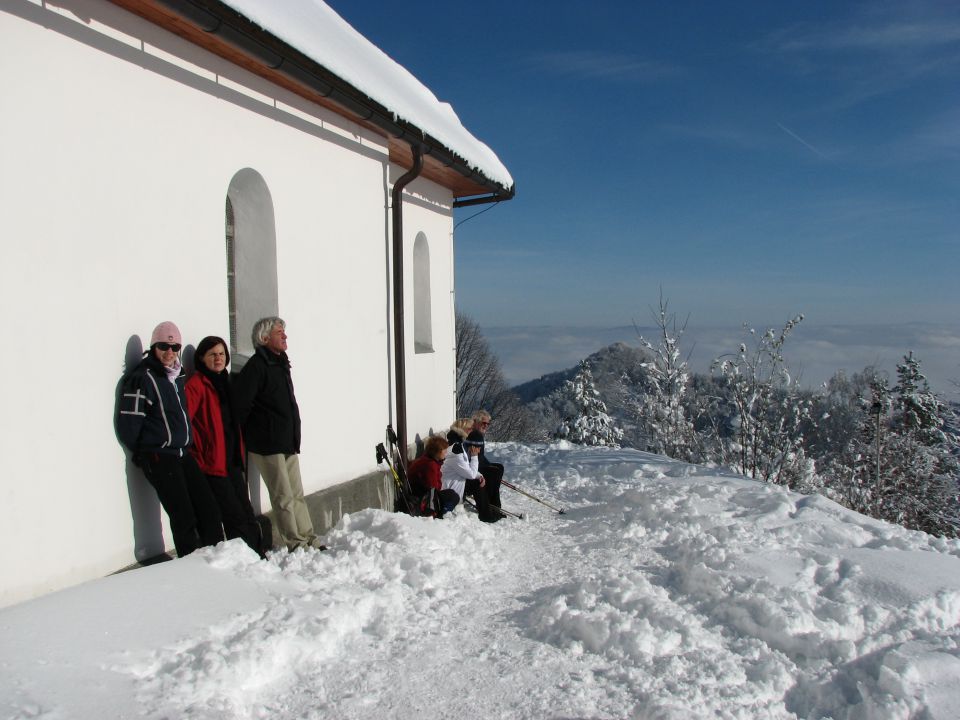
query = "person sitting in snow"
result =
(117, 321, 224, 558)
(446, 417, 474, 446)
(407, 434, 458, 517)
(440, 430, 500, 522)
(471, 410, 503, 510)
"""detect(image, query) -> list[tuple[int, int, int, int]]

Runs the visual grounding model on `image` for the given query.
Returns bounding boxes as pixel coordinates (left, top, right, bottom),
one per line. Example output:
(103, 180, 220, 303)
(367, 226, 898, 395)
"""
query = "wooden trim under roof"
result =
(108, 0, 511, 201)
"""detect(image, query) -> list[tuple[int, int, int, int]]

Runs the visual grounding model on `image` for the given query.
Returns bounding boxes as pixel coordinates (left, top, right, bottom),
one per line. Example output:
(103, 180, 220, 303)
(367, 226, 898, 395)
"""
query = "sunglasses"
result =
(155, 342, 182, 352)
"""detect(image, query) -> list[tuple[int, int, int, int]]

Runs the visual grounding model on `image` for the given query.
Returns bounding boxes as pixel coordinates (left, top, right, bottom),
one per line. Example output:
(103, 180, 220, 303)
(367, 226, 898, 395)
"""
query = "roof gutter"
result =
(453, 186, 516, 208)
(143, 0, 513, 202)
(391, 144, 424, 463)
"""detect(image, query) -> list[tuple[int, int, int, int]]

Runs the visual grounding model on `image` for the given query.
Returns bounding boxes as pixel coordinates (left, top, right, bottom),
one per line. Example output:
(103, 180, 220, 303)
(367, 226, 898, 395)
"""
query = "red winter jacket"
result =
(185, 371, 243, 477)
(407, 454, 442, 495)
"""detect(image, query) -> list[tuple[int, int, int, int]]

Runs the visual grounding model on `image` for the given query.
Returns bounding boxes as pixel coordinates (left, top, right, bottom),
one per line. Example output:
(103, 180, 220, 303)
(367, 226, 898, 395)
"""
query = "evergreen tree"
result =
(841, 356, 959, 537)
(892, 351, 947, 446)
(555, 361, 624, 447)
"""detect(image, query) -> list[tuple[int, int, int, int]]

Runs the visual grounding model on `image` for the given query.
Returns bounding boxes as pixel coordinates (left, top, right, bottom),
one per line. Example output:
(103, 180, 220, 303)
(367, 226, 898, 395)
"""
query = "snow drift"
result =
(2, 443, 959, 719)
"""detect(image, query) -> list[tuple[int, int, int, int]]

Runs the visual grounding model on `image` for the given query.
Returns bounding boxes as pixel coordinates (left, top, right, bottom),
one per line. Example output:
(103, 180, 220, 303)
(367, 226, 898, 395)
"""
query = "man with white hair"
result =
(234, 317, 324, 551)
(471, 409, 503, 509)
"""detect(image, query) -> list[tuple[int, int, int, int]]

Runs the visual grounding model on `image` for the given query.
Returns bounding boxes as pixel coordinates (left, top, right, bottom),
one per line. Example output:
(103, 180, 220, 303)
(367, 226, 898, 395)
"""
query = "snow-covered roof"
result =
(219, 0, 513, 190)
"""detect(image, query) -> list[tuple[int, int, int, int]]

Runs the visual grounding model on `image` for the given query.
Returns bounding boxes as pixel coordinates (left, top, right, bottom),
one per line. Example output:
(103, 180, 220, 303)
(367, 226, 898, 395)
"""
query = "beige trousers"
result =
(248, 452, 317, 550)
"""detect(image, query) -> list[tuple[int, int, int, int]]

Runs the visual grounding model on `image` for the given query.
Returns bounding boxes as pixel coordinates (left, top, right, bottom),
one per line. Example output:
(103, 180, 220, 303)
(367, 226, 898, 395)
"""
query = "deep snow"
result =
(3, 443, 959, 719)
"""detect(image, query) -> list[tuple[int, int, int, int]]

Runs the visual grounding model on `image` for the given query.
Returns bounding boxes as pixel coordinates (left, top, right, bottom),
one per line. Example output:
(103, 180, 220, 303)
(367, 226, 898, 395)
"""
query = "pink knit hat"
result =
(150, 321, 182, 346)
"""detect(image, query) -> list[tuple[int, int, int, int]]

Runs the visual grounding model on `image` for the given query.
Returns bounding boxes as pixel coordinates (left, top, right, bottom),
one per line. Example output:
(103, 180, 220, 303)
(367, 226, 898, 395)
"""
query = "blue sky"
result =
(329, 1, 959, 391)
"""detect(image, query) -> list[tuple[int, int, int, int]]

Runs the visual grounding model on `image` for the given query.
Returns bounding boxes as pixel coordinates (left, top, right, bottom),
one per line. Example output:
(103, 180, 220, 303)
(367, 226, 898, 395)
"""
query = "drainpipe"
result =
(391, 144, 424, 462)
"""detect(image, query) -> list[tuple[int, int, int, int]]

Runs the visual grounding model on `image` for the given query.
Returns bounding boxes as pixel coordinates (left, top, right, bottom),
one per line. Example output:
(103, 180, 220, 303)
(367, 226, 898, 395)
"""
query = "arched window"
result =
(413, 232, 433, 353)
(226, 169, 278, 367)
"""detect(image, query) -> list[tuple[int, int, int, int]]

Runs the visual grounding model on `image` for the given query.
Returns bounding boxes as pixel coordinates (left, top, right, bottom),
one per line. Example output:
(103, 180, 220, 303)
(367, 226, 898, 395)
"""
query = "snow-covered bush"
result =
(634, 294, 697, 462)
(554, 361, 624, 447)
(710, 315, 813, 489)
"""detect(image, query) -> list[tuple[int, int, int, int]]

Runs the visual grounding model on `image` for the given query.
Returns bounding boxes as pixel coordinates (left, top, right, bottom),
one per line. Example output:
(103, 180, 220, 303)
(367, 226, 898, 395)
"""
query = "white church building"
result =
(0, 0, 514, 607)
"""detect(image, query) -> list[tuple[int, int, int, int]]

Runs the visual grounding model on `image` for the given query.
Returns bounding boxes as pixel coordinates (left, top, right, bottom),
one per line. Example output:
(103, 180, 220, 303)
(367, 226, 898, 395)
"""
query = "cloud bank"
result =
(485, 321, 959, 396)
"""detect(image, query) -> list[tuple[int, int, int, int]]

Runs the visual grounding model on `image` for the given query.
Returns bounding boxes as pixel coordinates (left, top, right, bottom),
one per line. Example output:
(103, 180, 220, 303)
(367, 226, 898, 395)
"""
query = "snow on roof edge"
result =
(219, 0, 514, 190)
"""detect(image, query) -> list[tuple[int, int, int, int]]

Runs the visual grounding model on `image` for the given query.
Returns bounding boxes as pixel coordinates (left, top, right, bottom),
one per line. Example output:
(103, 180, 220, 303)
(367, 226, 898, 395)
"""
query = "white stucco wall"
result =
(401, 190, 458, 441)
(0, 0, 455, 607)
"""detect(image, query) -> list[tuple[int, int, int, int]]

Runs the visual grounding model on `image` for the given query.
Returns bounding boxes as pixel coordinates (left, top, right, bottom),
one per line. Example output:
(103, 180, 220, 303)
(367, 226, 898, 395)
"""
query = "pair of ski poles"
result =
(376, 441, 419, 513)
(500, 479, 565, 515)
(466, 479, 564, 519)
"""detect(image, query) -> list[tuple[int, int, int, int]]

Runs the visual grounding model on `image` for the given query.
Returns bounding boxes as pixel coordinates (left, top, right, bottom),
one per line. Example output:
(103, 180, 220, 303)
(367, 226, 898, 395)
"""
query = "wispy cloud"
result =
(776, 20, 960, 54)
(660, 123, 771, 152)
(761, 6, 960, 109)
(898, 106, 960, 158)
(776, 123, 831, 159)
(523, 50, 679, 82)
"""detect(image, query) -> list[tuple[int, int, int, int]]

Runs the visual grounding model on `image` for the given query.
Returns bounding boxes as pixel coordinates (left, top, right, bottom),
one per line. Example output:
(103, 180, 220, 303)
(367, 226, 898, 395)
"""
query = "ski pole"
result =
(376, 443, 403, 488)
(501, 480, 565, 514)
(377, 442, 417, 515)
(463, 498, 523, 520)
(386, 425, 408, 473)
(379, 436, 416, 498)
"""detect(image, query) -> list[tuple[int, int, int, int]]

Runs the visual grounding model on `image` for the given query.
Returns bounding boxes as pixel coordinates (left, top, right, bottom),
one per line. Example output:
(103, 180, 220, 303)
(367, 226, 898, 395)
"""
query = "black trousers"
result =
(438, 489, 460, 515)
(464, 478, 499, 522)
(479, 462, 504, 508)
(141, 452, 223, 557)
(207, 467, 266, 557)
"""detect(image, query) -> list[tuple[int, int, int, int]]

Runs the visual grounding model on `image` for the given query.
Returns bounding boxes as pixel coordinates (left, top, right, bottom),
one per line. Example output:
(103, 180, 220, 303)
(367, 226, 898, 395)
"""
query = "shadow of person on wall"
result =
(114, 335, 168, 564)
(230, 364, 263, 515)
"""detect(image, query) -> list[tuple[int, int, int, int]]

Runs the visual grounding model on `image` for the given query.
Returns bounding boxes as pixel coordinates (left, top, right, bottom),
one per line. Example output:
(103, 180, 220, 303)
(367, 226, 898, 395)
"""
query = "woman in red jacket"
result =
(186, 336, 267, 557)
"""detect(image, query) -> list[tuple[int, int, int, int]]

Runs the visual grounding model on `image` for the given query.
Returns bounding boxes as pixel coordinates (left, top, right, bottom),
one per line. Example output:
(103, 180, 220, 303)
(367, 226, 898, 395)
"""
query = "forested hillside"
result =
(499, 325, 959, 538)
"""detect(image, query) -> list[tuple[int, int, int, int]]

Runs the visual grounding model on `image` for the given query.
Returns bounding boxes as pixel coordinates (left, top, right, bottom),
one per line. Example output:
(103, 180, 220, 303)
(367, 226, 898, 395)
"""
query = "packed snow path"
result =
(3, 444, 960, 719)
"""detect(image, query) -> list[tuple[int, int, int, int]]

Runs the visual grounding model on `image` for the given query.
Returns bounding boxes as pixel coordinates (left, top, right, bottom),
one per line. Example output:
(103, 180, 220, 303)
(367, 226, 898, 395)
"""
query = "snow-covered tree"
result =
(830, 374, 892, 516)
(833, 356, 960, 537)
(878, 353, 958, 535)
(892, 351, 948, 446)
(634, 293, 696, 461)
(710, 315, 813, 489)
(554, 361, 624, 447)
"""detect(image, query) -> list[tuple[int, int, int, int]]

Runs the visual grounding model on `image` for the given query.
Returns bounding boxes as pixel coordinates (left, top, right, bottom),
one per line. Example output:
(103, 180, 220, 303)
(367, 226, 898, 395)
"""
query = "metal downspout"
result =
(391, 144, 424, 461)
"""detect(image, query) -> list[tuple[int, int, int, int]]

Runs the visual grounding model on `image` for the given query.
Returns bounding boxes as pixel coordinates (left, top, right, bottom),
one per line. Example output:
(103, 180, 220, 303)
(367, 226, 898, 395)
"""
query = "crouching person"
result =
(440, 430, 500, 522)
(408, 435, 457, 517)
(118, 321, 224, 557)
(471, 410, 503, 509)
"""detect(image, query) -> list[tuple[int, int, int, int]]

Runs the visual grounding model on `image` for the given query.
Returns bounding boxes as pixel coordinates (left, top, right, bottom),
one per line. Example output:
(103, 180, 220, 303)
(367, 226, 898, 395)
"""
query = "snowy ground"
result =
(3, 443, 960, 720)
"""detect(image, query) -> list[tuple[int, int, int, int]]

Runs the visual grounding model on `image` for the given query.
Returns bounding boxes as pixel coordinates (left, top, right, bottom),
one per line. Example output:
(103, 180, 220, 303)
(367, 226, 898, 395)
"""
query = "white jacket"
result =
(441, 446, 480, 500)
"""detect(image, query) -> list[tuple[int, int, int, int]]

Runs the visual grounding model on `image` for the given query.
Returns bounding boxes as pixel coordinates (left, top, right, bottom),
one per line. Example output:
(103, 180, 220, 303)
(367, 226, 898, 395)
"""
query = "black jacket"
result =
(233, 346, 302, 455)
(117, 354, 191, 455)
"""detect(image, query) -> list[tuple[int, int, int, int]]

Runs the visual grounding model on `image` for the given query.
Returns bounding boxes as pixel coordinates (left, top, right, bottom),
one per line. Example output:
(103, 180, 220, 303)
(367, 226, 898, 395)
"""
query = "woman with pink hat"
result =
(117, 321, 223, 557)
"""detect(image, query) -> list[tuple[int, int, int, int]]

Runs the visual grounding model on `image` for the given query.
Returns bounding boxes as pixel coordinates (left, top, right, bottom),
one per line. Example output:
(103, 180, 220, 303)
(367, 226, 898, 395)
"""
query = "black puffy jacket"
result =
(233, 346, 302, 455)
(117, 354, 191, 456)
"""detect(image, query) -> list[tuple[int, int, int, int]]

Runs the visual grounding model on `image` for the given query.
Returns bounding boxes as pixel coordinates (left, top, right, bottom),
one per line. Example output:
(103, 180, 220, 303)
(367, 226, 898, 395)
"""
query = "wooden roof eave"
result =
(108, 0, 514, 203)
